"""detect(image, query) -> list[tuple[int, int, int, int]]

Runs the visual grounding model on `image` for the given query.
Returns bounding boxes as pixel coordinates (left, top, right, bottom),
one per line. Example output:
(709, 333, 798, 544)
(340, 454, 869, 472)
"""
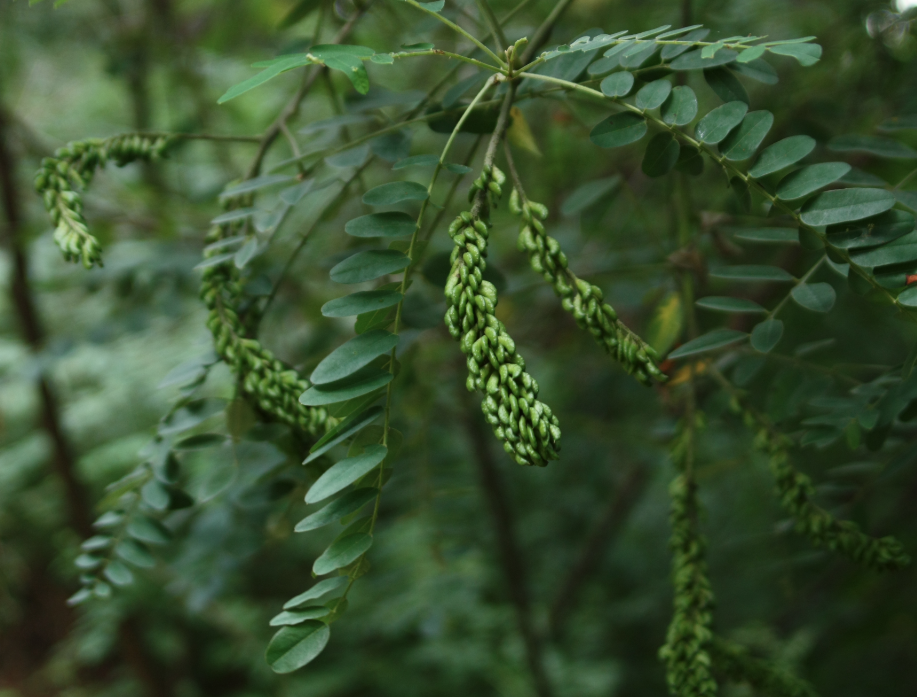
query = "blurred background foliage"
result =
(1, 0, 916, 696)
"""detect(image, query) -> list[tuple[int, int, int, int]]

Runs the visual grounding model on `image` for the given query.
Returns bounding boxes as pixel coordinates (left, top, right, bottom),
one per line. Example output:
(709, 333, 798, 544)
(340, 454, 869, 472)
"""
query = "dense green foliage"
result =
(2, 1, 917, 696)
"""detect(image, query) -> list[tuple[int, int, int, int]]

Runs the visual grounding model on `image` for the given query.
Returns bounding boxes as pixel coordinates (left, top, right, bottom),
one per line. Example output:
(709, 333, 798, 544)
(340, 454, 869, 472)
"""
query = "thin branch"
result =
(476, 0, 508, 54)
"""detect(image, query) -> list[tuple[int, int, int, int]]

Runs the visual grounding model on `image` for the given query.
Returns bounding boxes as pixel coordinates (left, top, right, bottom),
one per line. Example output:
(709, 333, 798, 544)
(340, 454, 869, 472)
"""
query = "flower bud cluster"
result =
(200, 218, 329, 437)
(659, 422, 716, 697)
(444, 167, 560, 467)
(34, 134, 173, 269)
(509, 188, 666, 386)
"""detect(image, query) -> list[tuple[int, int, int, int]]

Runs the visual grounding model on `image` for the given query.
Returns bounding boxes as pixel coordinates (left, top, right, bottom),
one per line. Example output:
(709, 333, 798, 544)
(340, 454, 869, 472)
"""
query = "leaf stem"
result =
(403, 0, 507, 68)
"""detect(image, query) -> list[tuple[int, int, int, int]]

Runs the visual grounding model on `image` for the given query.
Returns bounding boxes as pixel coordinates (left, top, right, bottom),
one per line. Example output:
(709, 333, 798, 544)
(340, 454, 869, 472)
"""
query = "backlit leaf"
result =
(311, 331, 400, 385)
(305, 444, 387, 504)
(313, 533, 373, 575)
(283, 577, 349, 609)
(768, 42, 822, 66)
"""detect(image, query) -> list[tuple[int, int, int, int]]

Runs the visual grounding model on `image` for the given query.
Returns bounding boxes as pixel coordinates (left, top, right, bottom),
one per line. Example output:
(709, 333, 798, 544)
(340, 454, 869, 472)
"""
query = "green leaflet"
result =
(560, 176, 622, 216)
(768, 42, 822, 66)
(670, 47, 737, 70)
(125, 517, 171, 544)
(114, 540, 155, 568)
(750, 319, 783, 353)
(305, 406, 384, 463)
(730, 58, 778, 85)
(299, 369, 394, 406)
(104, 561, 134, 586)
(345, 212, 416, 238)
(313, 532, 373, 574)
(791, 283, 836, 312)
(897, 286, 917, 307)
(850, 230, 917, 268)
(710, 265, 795, 282)
(217, 54, 313, 104)
(661, 86, 698, 126)
(635, 79, 672, 110)
(695, 101, 748, 144)
(704, 66, 749, 105)
(270, 607, 331, 626)
(737, 46, 766, 63)
(283, 577, 349, 609)
(776, 162, 851, 200)
(747, 135, 816, 178)
(329, 250, 411, 284)
(599, 71, 635, 97)
(322, 290, 403, 317)
(730, 227, 799, 243)
(668, 329, 748, 359)
(660, 28, 710, 60)
(295, 487, 378, 532)
(311, 331, 400, 385)
(827, 210, 915, 250)
(589, 112, 647, 148)
(266, 622, 330, 674)
(362, 181, 429, 205)
(305, 444, 387, 504)
(720, 110, 774, 161)
(696, 296, 767, 313)
(642, 134, 680, 177)
(800, 188, 896, 227)
(828, 135, 917, 160)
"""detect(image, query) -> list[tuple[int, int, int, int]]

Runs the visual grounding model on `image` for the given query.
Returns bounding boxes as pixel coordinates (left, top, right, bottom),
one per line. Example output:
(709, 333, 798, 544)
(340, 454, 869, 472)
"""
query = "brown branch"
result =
(461, 390, 554, 697)
(547, 464, 649, 637)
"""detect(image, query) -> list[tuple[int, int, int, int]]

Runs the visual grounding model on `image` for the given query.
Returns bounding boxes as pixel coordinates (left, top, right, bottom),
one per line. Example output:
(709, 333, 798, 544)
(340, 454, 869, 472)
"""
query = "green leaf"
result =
(310, 44, 375, 59)
(371, 53, 395, 65)
(839, 168, 888, 187)
(82, 535, 112, 551)
(362, 181, 428, 205)
(560, 176, 622, 216)
(675, 145, 704, 176)
(305, 445, 387, 504)
(322, 290, 403, 318)
(660, 28, 710, 60)
(599, 71, 635, 97)
(800, 188, 896, 227)
(828, 135, 917, 160)
(401, 42, 434, 50)
(850, 230, 917, 268)
(730, 227, 799, 243)
(879, 115, 917, 132)
(589, 113, 647, 148)
(618, 43, 657, 69)
(211, 207, 258, 225)
(635, 79, 672, 110)
(704, 67, 749, 105)
(218, 55, 312, 104)
(587, 56, 619, 77)
(696, 296, 767, 313)
(668, 329, 748, 359)
(656, 25, 704, 39)
(393, 154, 439, 169)
(791, 283, 836, 312)
(776, 162, 852, 200)
(329, 250, 411, 284)
(295, 487, 378, 532)
(173, 433, 226, 450)
(115, 539, 155, 568)
(731, 176, 751, 213)
(266, 622, 330, 674)
(311, 331, 400, 385)
(74, 554, 102, 570)
(768, 42, 822, 66)
(670, 48, 737, 70)
(730, 58, 778, 85)
(104, 561, 134, 586)
(270, 608, 331, 626)
(737, 46, 766, 63)
(827, 210, 916, 250)
(695, 101, 748, 144)
(720, 110, 774, 161)
(750, 319, 783, 353)
(417, 0, 444, 10)
(345, 212, 416, 238)
(641, 134, 680, 178)
(322, 54, 370, 94)
(710, 265, 795, 281)
(661, 86, 698, 126)
(220, 174, 295, 198)
(635, 25, 672, 38)
(306, 407, 384, 463)
(284, 577, 349, 609)
(299, 367, 394, 406)
(313, 532, 373, 575)
(896, 191, 917, 213)
(747, 135, 816, 178)
(126, 516, 172, 545)
(701, 41, 725, 59)
(897, 285, 917, 307)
